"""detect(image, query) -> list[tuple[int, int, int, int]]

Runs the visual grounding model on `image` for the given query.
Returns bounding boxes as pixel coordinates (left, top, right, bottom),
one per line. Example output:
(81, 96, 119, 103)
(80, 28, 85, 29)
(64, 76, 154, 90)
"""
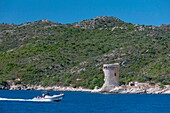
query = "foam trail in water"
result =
(0, 97, 31, 101)
(0, 97, 51, 102)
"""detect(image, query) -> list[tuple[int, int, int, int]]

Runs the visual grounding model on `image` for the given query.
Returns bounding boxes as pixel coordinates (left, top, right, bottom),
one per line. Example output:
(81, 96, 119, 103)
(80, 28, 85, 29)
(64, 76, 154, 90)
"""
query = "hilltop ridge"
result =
(72, 16, 130, 29)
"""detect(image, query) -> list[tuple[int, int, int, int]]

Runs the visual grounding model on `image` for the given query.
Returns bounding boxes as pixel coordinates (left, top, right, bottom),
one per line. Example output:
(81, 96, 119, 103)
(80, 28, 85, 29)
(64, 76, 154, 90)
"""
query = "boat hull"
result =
(32, 94, 64, 102)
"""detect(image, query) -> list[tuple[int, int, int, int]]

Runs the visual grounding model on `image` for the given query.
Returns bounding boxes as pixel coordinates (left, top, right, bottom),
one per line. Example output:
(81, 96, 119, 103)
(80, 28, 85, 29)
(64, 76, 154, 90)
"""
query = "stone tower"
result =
(100, 63, 120, 92)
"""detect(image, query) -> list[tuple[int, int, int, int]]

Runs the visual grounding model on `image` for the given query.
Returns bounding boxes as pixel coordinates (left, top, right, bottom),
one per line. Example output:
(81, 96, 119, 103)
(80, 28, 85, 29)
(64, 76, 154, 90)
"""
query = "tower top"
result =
(103, 63, 119, 69)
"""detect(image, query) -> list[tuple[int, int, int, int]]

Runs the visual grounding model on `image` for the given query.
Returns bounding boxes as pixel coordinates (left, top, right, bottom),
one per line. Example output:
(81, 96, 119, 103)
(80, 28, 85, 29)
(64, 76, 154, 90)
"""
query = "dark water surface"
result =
(0, 90, 169, 113)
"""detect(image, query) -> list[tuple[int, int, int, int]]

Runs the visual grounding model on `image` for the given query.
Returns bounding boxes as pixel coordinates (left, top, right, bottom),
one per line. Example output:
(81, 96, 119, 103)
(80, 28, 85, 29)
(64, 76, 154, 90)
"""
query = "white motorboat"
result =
(32, 93, 64, 102)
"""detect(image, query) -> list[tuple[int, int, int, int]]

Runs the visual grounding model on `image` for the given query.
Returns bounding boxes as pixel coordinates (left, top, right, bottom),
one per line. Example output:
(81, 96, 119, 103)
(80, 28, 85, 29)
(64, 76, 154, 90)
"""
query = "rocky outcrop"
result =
(160, 24, 170, 30)
(0, 81, 10, 90)
(93, 81, 170, 94)
(73, 16, 127, 29)
(8, 85, 92, 92)
(10, 85, 28, 90)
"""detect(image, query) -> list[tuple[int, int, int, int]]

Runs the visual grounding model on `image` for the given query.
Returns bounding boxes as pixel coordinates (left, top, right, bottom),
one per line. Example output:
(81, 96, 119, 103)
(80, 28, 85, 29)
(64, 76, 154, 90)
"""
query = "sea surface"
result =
(0, 90, 169, 113)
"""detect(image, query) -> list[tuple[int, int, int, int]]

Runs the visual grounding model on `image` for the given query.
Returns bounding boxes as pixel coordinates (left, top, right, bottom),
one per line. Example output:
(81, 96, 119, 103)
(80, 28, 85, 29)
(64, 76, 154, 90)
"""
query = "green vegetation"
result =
(0, 16, 169, 89)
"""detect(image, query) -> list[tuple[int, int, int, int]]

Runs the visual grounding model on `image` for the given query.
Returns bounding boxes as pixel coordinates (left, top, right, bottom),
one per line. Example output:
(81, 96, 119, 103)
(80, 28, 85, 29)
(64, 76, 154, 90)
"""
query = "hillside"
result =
(0, 16, 170, 89)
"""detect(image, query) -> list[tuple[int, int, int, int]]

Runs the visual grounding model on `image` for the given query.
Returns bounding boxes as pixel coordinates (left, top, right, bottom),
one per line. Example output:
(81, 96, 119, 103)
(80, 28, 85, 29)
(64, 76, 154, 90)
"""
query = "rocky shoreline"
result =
(1, 84, 92, 92)
(93, 82, 170, 94)
(0, 82, 170, 94)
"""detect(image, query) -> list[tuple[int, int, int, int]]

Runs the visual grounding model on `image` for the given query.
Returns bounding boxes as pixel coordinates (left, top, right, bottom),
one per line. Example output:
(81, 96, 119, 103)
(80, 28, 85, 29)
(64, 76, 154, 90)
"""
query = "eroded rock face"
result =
(100, 63, 120, 92)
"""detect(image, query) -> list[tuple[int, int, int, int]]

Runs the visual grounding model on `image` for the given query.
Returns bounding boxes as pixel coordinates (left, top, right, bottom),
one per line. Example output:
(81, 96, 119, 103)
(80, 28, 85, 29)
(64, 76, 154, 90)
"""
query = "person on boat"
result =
(42, 93, 45, 98)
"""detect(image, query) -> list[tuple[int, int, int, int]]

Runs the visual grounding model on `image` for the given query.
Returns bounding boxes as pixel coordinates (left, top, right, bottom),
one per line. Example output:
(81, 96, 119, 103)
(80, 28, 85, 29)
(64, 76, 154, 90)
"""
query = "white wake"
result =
(0, 97, 51, 102)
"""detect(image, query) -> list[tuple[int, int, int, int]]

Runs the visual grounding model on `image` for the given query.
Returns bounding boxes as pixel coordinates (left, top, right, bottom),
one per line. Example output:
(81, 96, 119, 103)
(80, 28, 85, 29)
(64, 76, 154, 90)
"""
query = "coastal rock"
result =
(108, 86, 146, 94)
(109, 86, 126, 93)
(128, 88, 146, 94)
(0, 85, 5, 89)
(19, 85, 92, 92)
(10, 85, 27, 90)
(92, 80, 170, 94)
(0, 83, 10, 90)
(162, 89, 170, 94)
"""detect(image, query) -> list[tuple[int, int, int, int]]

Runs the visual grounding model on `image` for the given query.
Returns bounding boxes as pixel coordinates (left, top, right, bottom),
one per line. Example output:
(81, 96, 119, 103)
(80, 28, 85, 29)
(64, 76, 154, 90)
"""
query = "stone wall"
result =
(100, 63, 120, 92)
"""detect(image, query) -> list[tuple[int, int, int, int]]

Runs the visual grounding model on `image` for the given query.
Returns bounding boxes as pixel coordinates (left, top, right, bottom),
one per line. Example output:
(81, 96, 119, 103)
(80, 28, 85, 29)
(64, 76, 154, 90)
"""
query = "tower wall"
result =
(100, 63, 120, 92)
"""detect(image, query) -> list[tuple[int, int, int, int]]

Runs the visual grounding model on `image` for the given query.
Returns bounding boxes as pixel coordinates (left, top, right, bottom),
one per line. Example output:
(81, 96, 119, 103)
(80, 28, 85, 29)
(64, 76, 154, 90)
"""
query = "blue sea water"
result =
(0, 90, 169, 113)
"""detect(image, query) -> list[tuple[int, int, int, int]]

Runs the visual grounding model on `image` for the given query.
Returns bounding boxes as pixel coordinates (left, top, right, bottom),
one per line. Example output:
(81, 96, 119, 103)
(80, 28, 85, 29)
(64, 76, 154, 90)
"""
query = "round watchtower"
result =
(101, 63, 120, 92)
